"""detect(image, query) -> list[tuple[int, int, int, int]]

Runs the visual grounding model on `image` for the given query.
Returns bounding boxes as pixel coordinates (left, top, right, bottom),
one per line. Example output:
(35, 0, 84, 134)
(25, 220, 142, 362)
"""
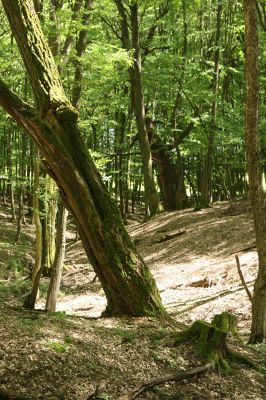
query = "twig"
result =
(235, 255, 253, 303)
(118, 363, 214, 400)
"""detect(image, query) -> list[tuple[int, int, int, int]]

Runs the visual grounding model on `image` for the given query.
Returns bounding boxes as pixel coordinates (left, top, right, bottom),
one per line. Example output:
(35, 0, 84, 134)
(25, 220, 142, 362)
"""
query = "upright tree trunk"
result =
(201, 0, 222, 207)
(130, 3, 159, 218)
(45, 201, 68, 312)
(71, 0, 93, 109)
(41, 176, 57, 275)
(0, 0, 164, 317)
(24, 146, 43, 309)
(6, 127, 16, 220)
(244, 0, 266, 343)
(14, 186, 23, 243)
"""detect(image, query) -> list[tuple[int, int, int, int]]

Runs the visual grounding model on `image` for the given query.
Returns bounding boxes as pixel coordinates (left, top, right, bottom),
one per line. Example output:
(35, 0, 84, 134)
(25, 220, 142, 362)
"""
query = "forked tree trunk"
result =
(0, 0, 164, 317)
(244, 0, 266, 343)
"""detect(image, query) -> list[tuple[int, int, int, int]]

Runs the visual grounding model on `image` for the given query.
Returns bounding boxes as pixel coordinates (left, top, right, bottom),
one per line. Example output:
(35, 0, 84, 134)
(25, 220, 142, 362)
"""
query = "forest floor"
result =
(0, 200, 266, 399)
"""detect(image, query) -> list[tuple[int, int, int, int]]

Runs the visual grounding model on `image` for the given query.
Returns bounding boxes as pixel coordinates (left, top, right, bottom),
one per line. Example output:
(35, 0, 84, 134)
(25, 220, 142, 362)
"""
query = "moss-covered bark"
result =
(45, 202, 68, 313)
(174, 312, 238, 370)
(0, 0, 164, 317)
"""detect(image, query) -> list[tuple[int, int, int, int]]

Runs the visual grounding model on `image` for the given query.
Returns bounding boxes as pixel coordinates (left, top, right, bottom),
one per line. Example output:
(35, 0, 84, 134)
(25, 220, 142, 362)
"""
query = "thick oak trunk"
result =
(0, 0, 164, 317)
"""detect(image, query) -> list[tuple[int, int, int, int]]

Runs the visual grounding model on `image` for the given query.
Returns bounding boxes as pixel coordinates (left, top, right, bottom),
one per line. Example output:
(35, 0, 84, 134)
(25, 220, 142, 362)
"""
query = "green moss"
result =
(47, 340, 67, 353)
(173, 313, 239, 370)
(212, 312, 238, 335)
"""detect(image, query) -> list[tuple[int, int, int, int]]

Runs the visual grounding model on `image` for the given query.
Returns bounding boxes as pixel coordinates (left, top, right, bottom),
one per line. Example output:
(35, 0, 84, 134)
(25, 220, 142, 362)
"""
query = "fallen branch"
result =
(230, 244, 256, 255)
(235, 255, 253, 303)
(118, 363, 214, 400)
(155, 230, 186, 243)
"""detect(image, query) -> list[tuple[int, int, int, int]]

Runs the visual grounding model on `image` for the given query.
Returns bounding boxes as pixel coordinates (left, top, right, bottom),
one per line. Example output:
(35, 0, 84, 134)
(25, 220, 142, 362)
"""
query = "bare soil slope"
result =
(0, 200, 265, 400)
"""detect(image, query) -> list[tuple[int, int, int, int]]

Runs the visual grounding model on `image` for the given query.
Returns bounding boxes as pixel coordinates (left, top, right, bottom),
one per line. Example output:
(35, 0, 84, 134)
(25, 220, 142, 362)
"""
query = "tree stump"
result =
(173, 312, 238, 370)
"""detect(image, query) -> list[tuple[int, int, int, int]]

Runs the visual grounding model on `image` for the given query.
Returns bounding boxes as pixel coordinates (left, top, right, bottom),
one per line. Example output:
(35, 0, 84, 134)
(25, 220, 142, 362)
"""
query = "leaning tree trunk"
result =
(0, 0, 164, 317)
(244, 0, 266, 343)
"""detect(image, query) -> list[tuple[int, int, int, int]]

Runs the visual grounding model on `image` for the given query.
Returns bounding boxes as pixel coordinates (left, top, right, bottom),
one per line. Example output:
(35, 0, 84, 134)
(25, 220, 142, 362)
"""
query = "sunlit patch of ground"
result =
(42, 201, 257, 336)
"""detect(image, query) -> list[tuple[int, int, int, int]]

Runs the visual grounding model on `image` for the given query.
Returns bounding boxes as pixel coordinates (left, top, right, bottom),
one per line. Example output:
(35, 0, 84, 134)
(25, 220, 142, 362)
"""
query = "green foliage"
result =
(0, 0, 264, 210)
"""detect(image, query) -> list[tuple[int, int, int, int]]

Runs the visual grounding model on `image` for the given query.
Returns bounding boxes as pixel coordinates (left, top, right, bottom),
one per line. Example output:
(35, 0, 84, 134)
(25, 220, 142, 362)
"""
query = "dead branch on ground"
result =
(235, 255, 253, 303)
(117, 363, 214, 400)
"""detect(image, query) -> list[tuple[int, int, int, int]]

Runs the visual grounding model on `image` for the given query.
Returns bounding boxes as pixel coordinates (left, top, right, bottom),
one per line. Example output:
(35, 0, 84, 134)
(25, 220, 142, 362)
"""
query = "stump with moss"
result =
(174, 312, 239, 370)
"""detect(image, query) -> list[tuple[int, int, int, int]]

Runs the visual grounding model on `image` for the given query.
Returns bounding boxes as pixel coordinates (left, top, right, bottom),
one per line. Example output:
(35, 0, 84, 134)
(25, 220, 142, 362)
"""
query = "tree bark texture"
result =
(244, 0, 266, 343)
(0, 0, 164, 317)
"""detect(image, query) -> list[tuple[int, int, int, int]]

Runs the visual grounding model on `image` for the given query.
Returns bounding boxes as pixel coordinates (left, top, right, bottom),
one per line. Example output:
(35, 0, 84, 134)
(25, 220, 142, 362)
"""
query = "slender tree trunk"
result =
(130, 3, 159, 218)
(24, 146, 43, 309)
(45, 201, 68, 312)
(72, 0, 93, 109)
(201, 0, 222, 207)
(0, 0, 164, 317)
(14, 186, 23, 243)
(6, 127, 16, 220)
(244, 0, 266, 343)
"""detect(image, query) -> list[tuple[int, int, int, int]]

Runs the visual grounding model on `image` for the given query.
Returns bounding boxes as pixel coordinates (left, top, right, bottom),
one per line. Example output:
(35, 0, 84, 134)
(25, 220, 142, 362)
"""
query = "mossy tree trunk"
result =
(40, 175, 58, 276)
(45, 201, 68, 313)
(244, 0, 266, 343)
(0, 0, 164, 317)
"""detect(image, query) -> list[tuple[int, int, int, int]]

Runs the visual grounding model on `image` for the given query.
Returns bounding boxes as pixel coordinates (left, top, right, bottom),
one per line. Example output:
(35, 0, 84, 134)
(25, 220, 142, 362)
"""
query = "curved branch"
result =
(118, 363, 214, 400)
